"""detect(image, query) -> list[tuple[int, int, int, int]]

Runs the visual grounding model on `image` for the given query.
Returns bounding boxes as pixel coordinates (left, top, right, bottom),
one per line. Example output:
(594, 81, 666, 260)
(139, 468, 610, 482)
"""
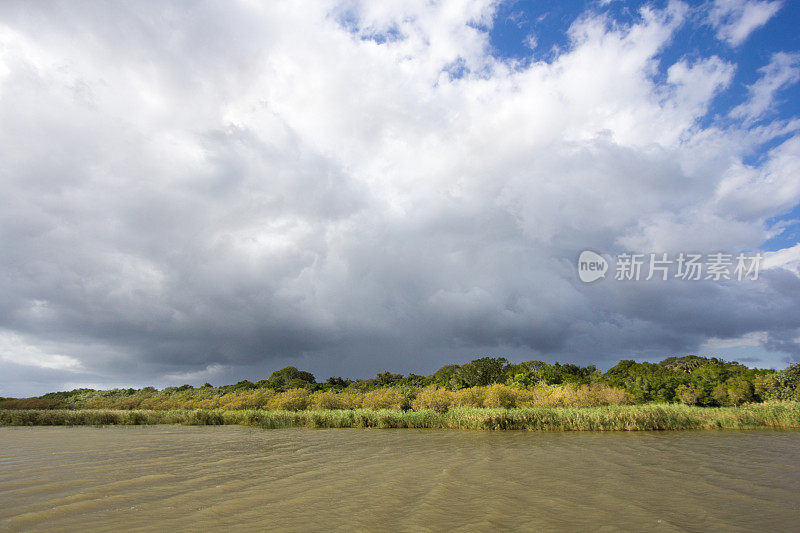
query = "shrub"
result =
(560, 383, 632, 407)
(362, 389, 405, 410)
(310, 391, 346, 410)
(338, 390, 364, 409)
(524, 383, 560, 406)
(483, 384, 518, 408)
(0, 398, 57, 409)
(219, 389, 275, 410)
(594, 384, 632, 406)
(452, 387, 485, 407)
(412, 386, 453, 413)
(268, 388, 311, 411)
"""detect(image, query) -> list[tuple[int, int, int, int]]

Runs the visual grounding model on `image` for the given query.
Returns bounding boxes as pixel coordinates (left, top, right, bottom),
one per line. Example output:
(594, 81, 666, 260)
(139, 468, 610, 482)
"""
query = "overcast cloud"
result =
(1, 0, 799, 396)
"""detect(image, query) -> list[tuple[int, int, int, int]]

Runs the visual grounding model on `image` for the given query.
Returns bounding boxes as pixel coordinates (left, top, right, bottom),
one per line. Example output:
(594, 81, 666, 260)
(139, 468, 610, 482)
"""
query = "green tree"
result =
(676, 383, 704, 405)
(375, 371, 403, 386)
(431, 364, 459, 387)
(449, 357, 509, 389)
(603, 360, 689, 403)
(725, 377, 754, 406)
(324, 377, 351, 390)
(266, 367, 317, 392)
(712, 383, 729, 406)
(754, 364, 800, 401)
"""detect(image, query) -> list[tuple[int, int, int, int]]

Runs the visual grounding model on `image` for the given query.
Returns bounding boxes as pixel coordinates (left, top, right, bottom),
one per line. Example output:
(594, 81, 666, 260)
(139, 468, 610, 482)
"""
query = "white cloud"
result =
(163, 364, 227, 384)
(708, 0, 782, 46)
(730, 52, 800, 123)
(764, 242, 800, 275)
(0, 331, 82, 371)
(713, 135, 800, 220)
(701, 331, 767, 350)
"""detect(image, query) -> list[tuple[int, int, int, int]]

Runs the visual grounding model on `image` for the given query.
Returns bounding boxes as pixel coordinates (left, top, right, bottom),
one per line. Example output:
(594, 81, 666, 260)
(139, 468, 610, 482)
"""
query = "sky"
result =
(1, 0, 800, 396)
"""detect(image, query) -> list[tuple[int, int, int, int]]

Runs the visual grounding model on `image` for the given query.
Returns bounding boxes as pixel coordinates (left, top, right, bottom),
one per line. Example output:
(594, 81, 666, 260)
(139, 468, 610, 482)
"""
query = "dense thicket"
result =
(1, 356, 798, 412)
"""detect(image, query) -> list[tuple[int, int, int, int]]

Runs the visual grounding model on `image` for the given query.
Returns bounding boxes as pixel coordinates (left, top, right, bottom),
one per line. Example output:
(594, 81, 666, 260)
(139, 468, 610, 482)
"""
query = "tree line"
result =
(1, 355, 799, 411)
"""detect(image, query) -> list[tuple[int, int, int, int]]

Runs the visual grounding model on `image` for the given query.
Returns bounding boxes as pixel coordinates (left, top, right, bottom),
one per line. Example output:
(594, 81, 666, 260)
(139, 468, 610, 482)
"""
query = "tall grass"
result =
(2, 403, 799, 430)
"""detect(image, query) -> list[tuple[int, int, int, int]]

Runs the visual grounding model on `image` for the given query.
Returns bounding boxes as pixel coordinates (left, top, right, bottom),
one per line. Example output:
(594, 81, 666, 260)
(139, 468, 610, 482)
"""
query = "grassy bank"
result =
(2, 403, 800, 431)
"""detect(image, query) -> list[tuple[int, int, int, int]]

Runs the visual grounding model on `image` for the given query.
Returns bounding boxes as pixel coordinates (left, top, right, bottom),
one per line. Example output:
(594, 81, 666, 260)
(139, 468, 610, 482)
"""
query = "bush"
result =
(411, 386, 453, 413)
(560, 383, 632, 407)
(452, 387, 485, 408)
(362, 389, 405, 410)
(0, 398, 57, 409)
(338, 390, 364, 409)
(219, 389, 275, 410)
(268, 388, 311, 411)
(593, 384, 632, 406)
(310, 390, 346, 410)
(521, 383, 558, 406)
(483, 384, 518, 408)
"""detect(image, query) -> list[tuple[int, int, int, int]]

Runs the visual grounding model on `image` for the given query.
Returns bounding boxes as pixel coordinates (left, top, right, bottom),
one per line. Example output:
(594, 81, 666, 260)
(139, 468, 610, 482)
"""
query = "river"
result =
(1, 426, 799, 531)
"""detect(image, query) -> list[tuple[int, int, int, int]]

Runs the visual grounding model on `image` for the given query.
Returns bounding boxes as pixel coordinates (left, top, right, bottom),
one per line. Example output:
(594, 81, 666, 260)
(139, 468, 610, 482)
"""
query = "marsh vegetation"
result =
(2, 356, 800, 430)
(2, 403, 799, 430)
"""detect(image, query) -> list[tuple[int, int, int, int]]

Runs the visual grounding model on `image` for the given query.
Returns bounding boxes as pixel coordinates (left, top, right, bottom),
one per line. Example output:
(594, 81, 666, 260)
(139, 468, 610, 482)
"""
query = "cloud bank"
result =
(0, 0, 799, 395)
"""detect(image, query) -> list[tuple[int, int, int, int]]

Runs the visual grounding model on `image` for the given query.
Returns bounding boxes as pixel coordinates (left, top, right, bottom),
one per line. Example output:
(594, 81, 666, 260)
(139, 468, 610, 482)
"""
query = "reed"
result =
(2, 403, 799, 430)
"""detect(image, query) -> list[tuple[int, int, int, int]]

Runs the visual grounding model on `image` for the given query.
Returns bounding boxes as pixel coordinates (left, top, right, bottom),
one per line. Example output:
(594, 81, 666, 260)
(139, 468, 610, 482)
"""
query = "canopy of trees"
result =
(3, 356, 798, 410)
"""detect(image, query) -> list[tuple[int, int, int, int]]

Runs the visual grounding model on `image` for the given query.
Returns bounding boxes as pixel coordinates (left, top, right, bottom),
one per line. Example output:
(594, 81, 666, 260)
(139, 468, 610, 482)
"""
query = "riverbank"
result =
(3, 403, 800, 430)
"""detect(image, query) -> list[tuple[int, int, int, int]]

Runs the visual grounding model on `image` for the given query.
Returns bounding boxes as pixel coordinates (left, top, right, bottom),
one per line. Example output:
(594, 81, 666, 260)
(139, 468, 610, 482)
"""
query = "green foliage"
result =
(324, 377, 351, 390)
(725, 377, 755, 406)
(449, 357, 509, 389)
(676, 384, 704, 405)
(431, 365, 459, 387)
(265, 367, 317, 392)
(0, 355, 787, 413)
(603, 360, 690, 403)
(505, 361, 599, 387)
(755, 364, 800, 402)
(397, 373, 432, 388)
(660, 355, 725, 373)
(375, 371, 403, 385)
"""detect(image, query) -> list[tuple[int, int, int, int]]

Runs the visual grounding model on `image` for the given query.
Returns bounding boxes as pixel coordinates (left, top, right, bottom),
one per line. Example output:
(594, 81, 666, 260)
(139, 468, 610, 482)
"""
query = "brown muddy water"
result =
(1, 427, 799, 532)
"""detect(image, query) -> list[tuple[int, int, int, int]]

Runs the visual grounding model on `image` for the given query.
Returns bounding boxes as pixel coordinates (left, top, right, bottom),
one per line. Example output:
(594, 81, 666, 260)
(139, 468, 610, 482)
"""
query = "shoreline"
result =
(2, 403, 800, 431)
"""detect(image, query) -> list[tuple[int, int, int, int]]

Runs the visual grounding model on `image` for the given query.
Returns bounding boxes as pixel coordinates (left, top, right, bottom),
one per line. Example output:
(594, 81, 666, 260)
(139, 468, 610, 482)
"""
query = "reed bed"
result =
(2, 403, 800, 431)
